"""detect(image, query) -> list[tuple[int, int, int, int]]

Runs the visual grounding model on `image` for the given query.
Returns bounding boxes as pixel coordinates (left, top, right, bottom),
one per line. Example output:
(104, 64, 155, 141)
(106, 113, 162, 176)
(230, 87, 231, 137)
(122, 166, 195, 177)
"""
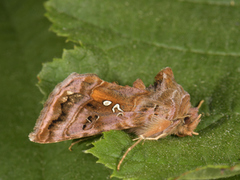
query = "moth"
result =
(29, 67, 203, 170)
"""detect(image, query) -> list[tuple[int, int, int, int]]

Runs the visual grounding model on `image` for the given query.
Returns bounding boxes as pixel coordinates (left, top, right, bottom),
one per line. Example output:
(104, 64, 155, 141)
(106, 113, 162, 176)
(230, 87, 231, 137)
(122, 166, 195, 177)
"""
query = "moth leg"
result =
(117, 133, 168, 170)
(132, 135, 146, 145)
(68, 137, 92, 151)
(68, 139, 84, 151)
(132, 136, 141, 141)
(117, 136, 144, 171)
(142, 133, 168, 141)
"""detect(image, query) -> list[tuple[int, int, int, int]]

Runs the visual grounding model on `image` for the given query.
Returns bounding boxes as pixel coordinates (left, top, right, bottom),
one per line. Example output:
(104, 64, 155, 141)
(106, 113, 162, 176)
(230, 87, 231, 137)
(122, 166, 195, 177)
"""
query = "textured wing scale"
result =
(29, 73, 149, 143)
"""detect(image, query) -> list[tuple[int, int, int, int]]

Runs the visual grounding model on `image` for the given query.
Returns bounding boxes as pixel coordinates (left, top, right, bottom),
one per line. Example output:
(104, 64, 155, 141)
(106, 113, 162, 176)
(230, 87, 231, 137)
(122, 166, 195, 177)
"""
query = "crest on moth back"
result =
(29, 67, 202, 144)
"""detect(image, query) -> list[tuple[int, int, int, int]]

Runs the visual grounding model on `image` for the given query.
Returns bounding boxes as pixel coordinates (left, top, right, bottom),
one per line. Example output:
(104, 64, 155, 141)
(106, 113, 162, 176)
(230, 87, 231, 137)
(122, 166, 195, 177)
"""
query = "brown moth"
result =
(29, 67, 203, 170)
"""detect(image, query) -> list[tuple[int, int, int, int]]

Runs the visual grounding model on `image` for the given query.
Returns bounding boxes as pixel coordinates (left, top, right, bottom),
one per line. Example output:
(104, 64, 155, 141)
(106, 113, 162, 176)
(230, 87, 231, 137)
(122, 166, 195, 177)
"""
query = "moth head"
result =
(175, 107, 201, 137)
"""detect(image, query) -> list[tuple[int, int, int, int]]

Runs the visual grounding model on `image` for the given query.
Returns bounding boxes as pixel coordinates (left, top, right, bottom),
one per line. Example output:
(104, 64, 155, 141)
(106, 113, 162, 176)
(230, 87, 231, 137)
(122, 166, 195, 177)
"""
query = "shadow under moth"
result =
(29, 67, 203, 170)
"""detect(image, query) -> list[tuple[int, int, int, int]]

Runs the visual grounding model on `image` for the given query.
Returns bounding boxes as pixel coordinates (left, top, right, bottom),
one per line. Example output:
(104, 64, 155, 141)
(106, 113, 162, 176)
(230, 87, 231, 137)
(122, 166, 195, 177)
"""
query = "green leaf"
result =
(86, 115, 240, 179)
(171, 164, 240, 180)
(37, 46, 109, 100)
(19, 0, 240, 179)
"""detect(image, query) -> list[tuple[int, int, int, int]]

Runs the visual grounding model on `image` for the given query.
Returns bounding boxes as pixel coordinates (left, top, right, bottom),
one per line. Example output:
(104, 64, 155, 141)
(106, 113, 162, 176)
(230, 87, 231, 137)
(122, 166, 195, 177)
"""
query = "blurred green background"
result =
(0, 0, 73, 179)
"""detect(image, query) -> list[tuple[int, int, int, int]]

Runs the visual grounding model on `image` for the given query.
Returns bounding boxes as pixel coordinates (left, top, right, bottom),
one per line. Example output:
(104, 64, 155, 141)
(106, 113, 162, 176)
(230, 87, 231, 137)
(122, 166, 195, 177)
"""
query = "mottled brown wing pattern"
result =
(29, 73, 150, 143)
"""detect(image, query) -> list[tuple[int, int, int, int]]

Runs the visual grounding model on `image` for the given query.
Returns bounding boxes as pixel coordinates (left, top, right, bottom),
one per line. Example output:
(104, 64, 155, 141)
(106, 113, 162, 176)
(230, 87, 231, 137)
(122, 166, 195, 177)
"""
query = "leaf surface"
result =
(36, 0, 240, 179)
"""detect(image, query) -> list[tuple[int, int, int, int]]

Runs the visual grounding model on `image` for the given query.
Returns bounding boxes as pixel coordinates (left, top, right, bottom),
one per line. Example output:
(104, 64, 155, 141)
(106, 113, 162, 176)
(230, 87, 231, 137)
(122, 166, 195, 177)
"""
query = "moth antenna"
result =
(117, 136, 144, 171)
(197, 100, 204, 109)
